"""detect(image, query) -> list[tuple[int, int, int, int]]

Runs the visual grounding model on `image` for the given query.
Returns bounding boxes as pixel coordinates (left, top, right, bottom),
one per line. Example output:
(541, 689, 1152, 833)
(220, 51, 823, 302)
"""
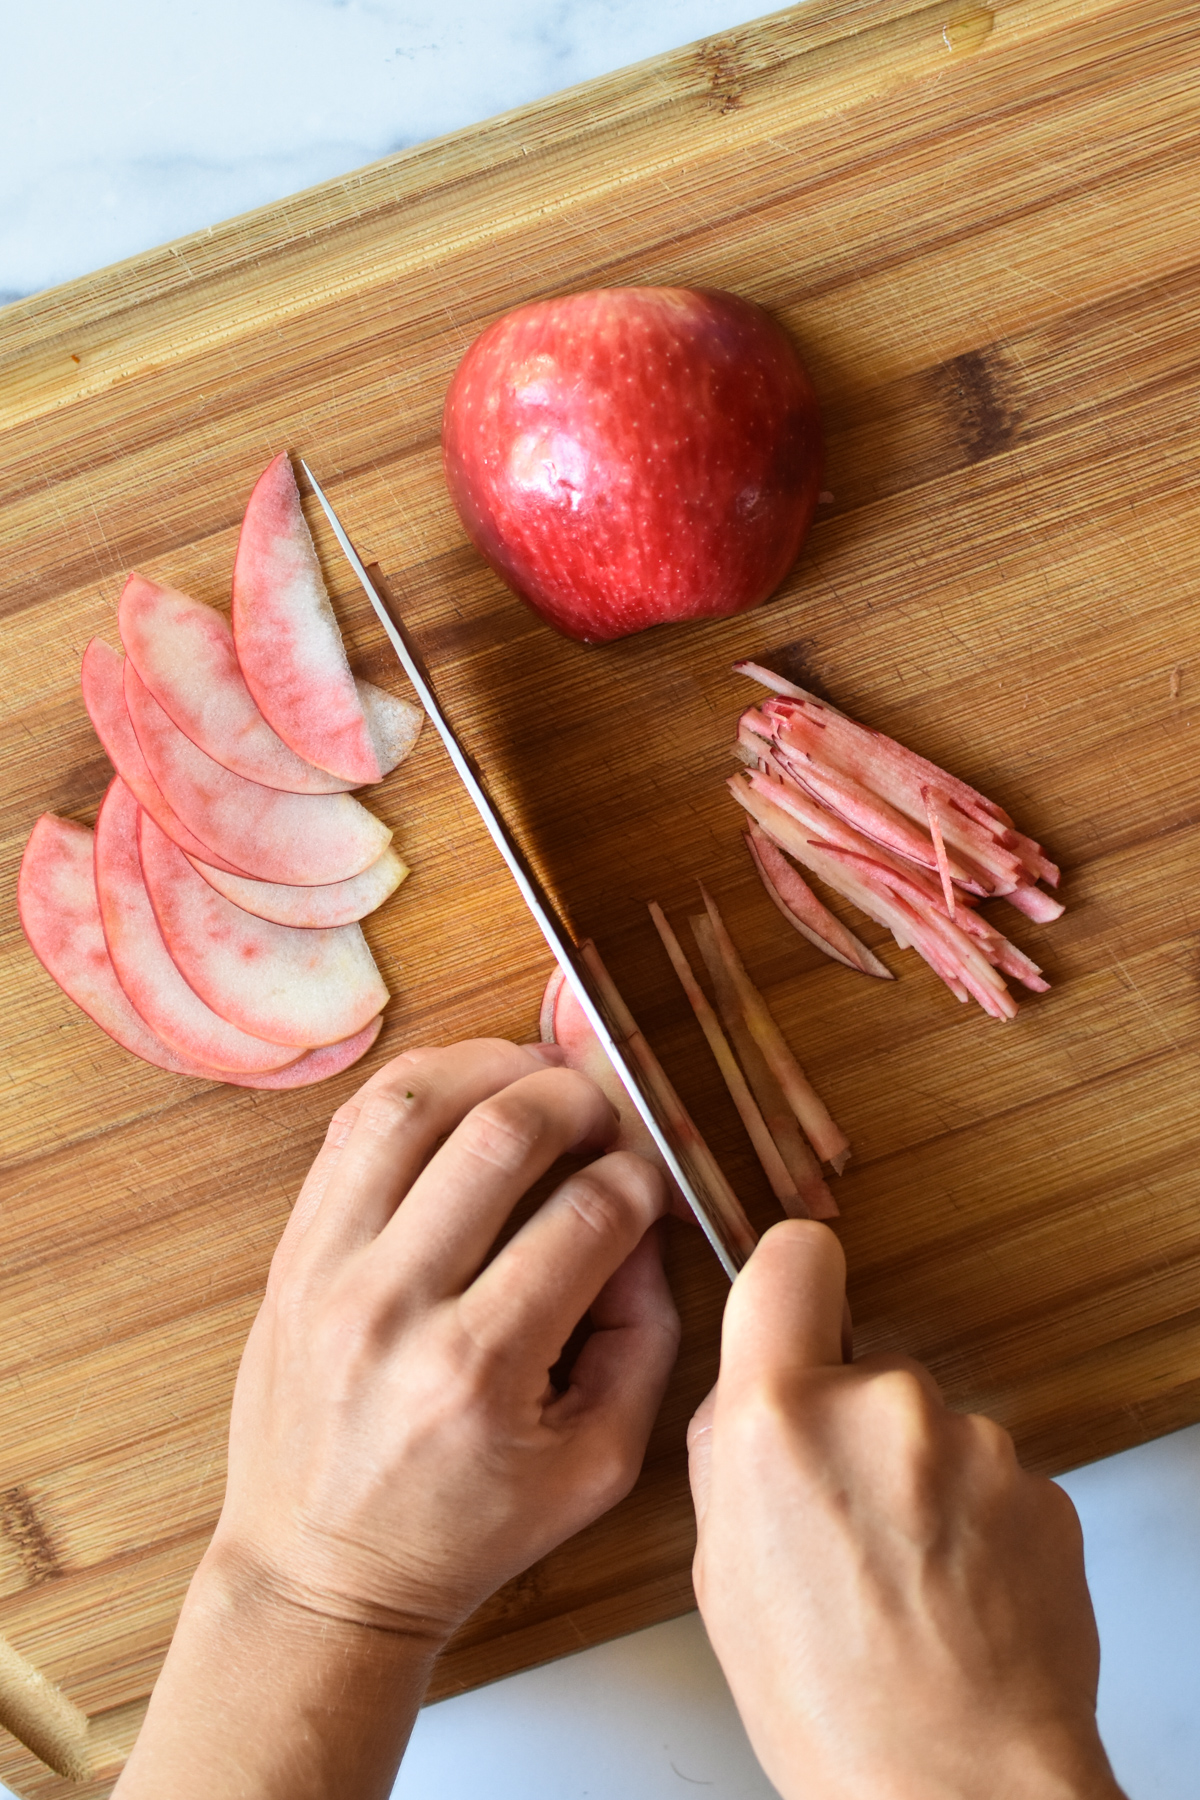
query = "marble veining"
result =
(2, 0, 758, 300)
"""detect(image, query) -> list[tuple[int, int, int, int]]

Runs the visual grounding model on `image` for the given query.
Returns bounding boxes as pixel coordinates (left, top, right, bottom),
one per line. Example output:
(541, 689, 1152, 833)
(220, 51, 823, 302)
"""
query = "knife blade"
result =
(300, 460, 756, 1280)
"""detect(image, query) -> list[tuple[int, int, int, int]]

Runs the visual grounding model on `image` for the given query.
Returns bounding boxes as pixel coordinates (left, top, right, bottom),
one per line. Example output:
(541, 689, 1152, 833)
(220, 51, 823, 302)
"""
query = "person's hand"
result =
(688, 1221, 1126, 1800)
(115, 1038, 678, 1800)
(217, 1036, 680, 1638)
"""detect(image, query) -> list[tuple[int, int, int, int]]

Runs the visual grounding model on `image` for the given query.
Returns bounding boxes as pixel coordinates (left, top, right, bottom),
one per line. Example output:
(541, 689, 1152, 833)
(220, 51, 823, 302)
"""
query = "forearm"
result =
(113, 1541, 440, 1800)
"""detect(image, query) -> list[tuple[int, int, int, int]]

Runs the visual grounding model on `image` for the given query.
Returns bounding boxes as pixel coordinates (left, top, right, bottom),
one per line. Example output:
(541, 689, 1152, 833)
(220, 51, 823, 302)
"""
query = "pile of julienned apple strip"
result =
(729, 663, 1063, 1021)
(18, 454, 423, 1090)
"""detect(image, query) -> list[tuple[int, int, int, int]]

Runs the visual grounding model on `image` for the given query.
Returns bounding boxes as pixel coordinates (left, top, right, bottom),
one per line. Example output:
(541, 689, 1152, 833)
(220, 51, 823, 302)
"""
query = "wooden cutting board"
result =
(2, 0, 1198, 1789)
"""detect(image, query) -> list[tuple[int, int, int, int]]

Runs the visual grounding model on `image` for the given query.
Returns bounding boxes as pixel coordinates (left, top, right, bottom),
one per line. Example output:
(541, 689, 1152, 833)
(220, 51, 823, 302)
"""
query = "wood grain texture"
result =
(2, 0, 1199, 1789)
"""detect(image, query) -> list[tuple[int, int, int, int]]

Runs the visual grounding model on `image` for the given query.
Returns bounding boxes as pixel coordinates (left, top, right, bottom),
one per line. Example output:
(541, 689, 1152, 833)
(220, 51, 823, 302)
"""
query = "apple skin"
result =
(442, 286, 823, 644)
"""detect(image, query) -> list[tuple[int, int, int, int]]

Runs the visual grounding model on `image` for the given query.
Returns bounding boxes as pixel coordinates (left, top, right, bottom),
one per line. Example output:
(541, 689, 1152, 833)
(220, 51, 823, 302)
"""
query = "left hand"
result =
(212, 1036, 680, 1643)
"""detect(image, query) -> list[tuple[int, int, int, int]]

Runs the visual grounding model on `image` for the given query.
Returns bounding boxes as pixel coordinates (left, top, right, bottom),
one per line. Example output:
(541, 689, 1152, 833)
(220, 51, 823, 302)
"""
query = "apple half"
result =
(17, 814, 382, 1087)
(124, 659, 392, 887)
(443, 287, 823, 643)
(137, 809, 389, 1047)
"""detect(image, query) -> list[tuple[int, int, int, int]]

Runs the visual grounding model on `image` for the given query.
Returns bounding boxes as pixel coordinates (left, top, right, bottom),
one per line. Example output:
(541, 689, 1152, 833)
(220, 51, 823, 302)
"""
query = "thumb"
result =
(686, 1386, 716, 1524)
(720, 1220, 847, 1402)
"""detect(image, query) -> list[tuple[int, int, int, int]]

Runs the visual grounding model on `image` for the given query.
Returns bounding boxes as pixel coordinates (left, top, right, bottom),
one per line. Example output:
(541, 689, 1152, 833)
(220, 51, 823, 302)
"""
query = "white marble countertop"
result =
(3, 5, 1199, 1798)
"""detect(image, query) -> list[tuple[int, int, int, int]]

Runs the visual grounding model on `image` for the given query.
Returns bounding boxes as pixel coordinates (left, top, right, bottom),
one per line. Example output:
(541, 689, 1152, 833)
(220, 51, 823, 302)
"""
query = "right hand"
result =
(688, 1221, 1126, 1800)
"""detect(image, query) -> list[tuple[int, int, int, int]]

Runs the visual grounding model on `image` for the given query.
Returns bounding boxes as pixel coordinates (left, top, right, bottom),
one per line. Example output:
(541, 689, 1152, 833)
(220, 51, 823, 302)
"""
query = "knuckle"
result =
(963, 1410, 1018, 1473)
(322, 1099, 361, 1143)
(873, 1364, 939, 1425)
(1036, 1470, 1084, 1539)
(352, 1086, 424, 1142)
(558, 1165, 640, 1243)
(588, 1439, 641, 1511)
(350, 1052, 448, 1138)
(462, 1091, 547, 1173)
(596, 1150, 667, 1217)
(723, 1377, 801, 1459)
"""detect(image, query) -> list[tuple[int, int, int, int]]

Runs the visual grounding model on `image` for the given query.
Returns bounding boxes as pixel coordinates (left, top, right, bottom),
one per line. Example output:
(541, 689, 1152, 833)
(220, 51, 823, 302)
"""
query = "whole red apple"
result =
(441, 286, 823, 644)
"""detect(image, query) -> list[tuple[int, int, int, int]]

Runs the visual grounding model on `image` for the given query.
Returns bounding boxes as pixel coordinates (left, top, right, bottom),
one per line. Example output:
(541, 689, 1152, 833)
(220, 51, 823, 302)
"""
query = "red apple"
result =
(442, 286, 823, 643)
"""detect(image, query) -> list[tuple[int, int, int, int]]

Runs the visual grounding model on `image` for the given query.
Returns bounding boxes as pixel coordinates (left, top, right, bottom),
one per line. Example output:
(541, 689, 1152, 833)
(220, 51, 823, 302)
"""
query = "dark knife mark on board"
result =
(698, 37, 748, 115)
(1, 1484, 65, 1585)
(931, 347, 1022, 465)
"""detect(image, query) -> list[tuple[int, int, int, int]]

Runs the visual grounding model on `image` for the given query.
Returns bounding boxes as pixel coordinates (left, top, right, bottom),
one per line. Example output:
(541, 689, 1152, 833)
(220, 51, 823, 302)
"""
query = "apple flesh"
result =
(17, 813, 381, 1087)
(81, 638, 249, 877)
(119, 573, 357, 794)
(123, 659, 393, 887)
(442, 286, 823, 643)
(94, 778, 302, 1073)
(232, 452, 395, 785)
(120, 572, 422, 793)
(540, 955, 759, 1256)
(744, 824, 892, 979)
(185, 845, 408, 928)
(137, 809, 389, 1048)
(735, 664, 1062, 918)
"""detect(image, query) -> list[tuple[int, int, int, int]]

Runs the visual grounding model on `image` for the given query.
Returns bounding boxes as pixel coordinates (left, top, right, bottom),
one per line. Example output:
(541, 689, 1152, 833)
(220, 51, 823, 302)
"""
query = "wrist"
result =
(114, 1536, 441, 1800)
(195, 1526, 452, 1657)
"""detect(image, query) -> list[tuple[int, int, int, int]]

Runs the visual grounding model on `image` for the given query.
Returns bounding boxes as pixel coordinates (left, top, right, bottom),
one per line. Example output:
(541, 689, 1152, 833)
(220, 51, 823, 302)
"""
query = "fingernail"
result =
(523, 1041, 567, 1067)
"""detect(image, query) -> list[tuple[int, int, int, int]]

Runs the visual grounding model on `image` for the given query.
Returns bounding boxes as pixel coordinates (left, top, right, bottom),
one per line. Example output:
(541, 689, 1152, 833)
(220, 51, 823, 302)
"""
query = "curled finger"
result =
(457, 1150, 670, 1376)
(286, 1040, 575, 1282)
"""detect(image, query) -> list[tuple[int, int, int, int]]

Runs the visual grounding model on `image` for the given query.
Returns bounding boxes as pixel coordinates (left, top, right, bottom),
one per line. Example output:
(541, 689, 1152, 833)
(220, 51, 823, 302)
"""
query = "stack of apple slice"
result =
(19, 454, 422, 1088)
(730, 664, 1062, 1019)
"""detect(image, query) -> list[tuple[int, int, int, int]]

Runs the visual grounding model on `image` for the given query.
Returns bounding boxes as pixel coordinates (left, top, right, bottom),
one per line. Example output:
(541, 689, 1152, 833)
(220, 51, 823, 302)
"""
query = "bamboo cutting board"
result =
(2, 0, 1199, 1789)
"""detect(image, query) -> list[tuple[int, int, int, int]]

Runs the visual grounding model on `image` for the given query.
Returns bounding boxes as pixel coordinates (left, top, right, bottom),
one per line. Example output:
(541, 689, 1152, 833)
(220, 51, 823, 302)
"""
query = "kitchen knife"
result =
(300, 461, 757, 1280)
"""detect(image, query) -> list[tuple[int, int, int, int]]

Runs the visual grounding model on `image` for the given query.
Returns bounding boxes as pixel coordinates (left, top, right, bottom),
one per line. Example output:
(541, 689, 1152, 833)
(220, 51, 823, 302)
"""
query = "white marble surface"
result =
(1, 0, 758, 302)
(3, 5, 1200, 1798)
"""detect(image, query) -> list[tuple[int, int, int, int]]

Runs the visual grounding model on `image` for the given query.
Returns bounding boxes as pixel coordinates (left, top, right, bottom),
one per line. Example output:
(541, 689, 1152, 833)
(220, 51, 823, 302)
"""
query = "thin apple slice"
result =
(690, 913, 836, 1220)
(17, 814, 206, 1076)
(232, 452, 384, 785)
(185, 845, 408, 928)
(119, 573, 423, 792)
(745, 758, 1051, 999)
(242, 1018, 383, 1088)
(648, 902, 806, 1216)
(124, 660, 392, 886)
(137, 809, 389, 1047)
(745, 825, 892, 979)
(18, 814, 380, 1087)
(119, 574, 356, 793)
(81, 638, 249, 877)
(539, 964, 671, 1180)
(94, 779, 302, 1073)
(741, 710, 1018, 896)
(355, 678, 425, 778)
(700, 885, 851, 1171)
